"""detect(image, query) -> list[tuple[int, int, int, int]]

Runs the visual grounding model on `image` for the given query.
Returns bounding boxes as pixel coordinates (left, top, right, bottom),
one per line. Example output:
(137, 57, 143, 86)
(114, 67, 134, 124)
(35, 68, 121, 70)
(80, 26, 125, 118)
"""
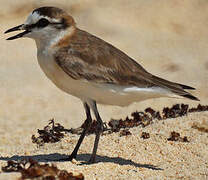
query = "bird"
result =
(5, 6, 199, 163)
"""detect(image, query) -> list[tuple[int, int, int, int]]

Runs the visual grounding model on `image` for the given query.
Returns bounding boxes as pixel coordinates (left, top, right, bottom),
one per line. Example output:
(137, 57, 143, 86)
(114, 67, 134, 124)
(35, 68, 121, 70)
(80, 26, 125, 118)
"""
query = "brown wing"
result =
(54, 28, 153, 87)
(54, 28, 198, 100)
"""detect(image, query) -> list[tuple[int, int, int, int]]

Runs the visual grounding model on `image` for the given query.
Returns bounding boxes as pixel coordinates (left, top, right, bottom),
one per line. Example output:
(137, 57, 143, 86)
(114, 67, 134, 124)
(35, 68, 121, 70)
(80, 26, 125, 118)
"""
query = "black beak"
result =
(4, 24, 30, 40)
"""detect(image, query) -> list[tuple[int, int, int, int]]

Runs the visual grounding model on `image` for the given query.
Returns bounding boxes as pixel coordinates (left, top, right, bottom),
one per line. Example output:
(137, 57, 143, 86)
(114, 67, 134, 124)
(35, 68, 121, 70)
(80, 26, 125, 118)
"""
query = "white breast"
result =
(37, 48, 89, 99)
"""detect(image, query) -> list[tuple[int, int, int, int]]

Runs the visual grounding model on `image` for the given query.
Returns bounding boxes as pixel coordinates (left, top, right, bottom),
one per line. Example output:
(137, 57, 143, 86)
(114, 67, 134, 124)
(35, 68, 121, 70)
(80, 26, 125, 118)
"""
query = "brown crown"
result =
(33, 6, 75, 27)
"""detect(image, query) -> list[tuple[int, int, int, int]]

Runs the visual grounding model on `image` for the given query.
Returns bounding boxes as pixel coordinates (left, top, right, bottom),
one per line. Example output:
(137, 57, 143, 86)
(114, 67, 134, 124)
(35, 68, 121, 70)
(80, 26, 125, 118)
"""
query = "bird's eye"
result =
(36, 18, 50, 28)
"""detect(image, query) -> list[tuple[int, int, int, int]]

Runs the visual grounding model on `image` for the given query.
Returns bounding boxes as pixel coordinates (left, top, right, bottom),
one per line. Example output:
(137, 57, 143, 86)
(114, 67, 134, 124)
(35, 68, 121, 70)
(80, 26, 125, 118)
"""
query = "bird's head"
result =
(5, 7, 76, 46)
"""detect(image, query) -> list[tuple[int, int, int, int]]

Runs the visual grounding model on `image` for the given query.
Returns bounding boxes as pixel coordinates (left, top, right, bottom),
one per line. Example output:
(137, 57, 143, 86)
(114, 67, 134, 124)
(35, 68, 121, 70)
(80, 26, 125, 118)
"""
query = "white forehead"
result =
(24, 11, 59, 25)
(24, 11, 42, 24)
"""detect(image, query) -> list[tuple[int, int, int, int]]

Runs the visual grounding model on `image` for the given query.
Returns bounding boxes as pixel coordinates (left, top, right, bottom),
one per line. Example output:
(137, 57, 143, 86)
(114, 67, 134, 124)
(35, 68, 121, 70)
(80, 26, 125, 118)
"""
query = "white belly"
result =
(37, 51, 171, 106)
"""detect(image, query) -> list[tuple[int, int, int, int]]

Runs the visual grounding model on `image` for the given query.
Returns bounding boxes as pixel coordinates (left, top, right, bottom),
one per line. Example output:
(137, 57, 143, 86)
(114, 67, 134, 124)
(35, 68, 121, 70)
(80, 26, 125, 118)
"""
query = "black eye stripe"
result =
(36, 18, 50, 28)
(26, 18, 63, 30)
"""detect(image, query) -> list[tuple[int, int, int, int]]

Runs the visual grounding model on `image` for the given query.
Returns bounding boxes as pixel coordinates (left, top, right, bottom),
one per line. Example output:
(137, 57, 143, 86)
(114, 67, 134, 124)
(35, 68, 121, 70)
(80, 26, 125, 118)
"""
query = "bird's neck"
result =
(35, 26, 76, 52)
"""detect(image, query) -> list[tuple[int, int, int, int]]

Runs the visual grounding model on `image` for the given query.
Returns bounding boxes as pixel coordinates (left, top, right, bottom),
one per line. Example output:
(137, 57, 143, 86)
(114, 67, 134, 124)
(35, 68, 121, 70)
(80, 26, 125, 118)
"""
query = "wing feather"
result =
(54, 28, 152, 87)
(54, 28, 198, 101)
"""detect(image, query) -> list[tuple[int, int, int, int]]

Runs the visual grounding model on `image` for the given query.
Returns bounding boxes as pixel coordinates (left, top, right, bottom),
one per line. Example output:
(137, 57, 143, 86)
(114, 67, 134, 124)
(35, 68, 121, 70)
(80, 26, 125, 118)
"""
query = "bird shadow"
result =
(0, 153, 163, 170)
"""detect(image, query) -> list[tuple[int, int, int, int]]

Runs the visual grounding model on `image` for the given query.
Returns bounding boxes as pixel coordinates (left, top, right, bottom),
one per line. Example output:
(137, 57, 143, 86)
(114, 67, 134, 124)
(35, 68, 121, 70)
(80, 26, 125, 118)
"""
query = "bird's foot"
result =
(68, 154, 77, 161)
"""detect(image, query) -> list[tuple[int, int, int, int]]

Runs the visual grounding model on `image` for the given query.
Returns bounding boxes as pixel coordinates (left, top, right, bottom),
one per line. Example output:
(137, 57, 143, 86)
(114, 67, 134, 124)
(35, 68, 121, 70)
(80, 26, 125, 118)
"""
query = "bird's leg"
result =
(68, 102, 92, 161)
(88, 101, 104, 163)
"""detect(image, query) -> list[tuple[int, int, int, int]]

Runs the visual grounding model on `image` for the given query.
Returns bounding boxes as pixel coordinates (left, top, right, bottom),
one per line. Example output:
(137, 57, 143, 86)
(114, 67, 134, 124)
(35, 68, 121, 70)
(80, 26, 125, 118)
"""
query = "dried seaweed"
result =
(2, 160, 26, 172)
(145, 107, 162, 120)
(108, 112, 153, 133)
(106, 103, 208, 134)
(162, 104, 189, 119)
(2, 159, 84, 180)
(141, 132, 150, 139)
(32, 119, 70, 146)
(120, 129, 132, 136)
(167, 131, 189, 142)
(81, 120, 98, 135)
(31, 103, 208, 145)
(188, 104, 208, 113)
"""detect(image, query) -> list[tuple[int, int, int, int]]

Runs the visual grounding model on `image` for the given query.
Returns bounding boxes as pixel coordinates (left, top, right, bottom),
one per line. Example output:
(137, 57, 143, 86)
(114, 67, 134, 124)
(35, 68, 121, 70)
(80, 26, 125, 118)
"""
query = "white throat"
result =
(35, 26, 75, 51)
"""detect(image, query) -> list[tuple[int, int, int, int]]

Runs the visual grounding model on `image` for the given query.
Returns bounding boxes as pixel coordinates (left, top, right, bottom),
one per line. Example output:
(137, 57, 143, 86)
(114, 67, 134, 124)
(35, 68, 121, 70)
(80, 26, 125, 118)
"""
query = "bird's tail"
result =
(151, 75, 199, 101)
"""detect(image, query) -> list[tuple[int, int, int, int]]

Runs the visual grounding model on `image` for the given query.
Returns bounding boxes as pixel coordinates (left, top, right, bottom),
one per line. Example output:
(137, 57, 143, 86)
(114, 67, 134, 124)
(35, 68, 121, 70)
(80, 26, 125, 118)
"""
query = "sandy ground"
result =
(0, 0, 208, 179)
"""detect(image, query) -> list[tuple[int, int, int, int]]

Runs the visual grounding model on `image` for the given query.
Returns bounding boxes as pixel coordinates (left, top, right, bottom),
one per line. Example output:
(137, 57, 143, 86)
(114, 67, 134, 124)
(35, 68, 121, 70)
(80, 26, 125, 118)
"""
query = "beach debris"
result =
(141, 132, 150, 139)
(145, 107, 162, 120)
(132, 111, 152, 127)
(71, 120, 108, 135)
(108, 119, 120, 132)
(31, 119, 69, 146)
(162, 104, 189, 119)
(81, 120, 98, 134)
(108, 112, 152, 132)
(119, 129, 132, 136)
(2, 158, 84, 180)
(167, 131, 189, 142)
(107, 103, 208, 134)
(188, 104, 208, 113)
(31, 104, 208, 144)
(2, 160, 25, 172)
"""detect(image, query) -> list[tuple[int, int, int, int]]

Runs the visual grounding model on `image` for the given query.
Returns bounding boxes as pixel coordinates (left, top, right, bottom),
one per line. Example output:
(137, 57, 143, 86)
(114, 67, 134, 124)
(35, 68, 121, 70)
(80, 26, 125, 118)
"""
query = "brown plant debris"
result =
(69, 120, 108, 135)
(162, 104, 189, 119)
(2, 160, 26, 172)
(167, 131, 189, 142)
(106, 103, 208, 134)
(141, 132, 150, 139)
(31, 104, 208, 145)
(32, 119, 70, 146)
(2, 158, 84, 180)
(120, 129, 132, 136)
(188, 104, 208, 113)
(145, 107, 162, 120)
(81, 120, 100, 135)
(108, 112, 153, 133)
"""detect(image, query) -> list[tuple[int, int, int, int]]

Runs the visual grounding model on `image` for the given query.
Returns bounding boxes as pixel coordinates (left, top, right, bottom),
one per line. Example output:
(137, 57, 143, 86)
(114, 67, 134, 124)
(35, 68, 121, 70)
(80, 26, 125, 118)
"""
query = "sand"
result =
(0, 0, 208, 179)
